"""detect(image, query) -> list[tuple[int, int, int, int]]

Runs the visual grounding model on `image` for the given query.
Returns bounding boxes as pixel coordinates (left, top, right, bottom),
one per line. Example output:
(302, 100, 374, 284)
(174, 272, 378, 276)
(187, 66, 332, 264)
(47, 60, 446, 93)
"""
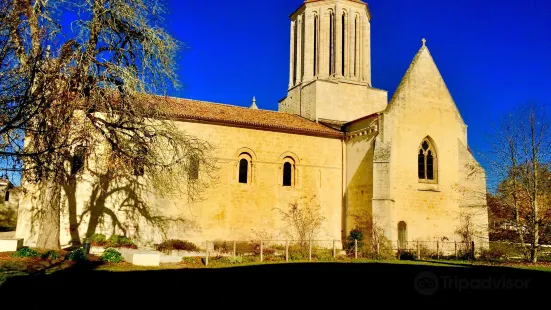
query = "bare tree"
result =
(276, 196, 325, 251)
(487, 103, 551, 262)
(1, 0, 216, 249)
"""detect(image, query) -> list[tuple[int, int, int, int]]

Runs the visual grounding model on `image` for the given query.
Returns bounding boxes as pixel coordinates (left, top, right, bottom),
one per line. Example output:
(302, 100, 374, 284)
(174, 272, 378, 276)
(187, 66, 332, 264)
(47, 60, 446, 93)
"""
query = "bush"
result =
(225, 256, 243, 264)
(66, 248, 88, 261)
(11, 247, 40, 258)
(346, 229, 365, 252)
(156, 239, 198, 253)
(398, 250, 416, 260)
(479, 245, 508, 261)
(101, 248, 124, 263)
(90, 233, 107, 246)
(41, 250, 61, 260)
(106, 235, 137, 249)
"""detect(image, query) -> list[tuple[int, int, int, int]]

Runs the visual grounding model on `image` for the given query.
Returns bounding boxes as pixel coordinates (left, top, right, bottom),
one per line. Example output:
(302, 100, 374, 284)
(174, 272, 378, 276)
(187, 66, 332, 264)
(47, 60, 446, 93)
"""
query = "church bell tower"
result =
(279, 0, 387, 123)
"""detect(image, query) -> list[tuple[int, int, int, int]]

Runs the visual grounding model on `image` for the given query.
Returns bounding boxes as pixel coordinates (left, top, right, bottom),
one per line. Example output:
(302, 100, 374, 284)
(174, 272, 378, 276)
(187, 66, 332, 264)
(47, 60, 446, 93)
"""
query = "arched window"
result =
(398, 221, 407, 249)
(293, 21, 298, 85)
(283, 162, 292, 186)
(354, 14, 359, 77)
(341, 12, 346, 76)
(239, 158, 248, 184)
(418, 138, 437, 182)
(71, 146, 86, 175)
(188, 155, 199, 181)
(329, 10, 335, 75)
(280, 155, 297, 187)
(313, 14, 318, 76)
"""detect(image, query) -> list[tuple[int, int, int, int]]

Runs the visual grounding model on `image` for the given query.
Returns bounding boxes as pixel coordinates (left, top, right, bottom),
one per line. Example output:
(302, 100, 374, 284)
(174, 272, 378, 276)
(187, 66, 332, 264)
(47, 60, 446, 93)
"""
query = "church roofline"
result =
(148, 95, 344, 139)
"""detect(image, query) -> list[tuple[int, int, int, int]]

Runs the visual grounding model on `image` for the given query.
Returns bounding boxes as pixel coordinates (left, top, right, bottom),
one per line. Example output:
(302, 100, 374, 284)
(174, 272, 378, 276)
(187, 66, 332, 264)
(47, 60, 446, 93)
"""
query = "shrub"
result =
(106, 235, 137, 249)
(156, 239, 198, 253)
(90, 233, 107, 246)
(11, 247, 40, 258)
(226, 256, 243, 264)
(66, 248, 88, 261)
(345, 229, 365, 254)
(398, 250, 416, 260)
(479, 245, 508, 261)
(101, 248, 124, 263)
(41, 250, 61, 260)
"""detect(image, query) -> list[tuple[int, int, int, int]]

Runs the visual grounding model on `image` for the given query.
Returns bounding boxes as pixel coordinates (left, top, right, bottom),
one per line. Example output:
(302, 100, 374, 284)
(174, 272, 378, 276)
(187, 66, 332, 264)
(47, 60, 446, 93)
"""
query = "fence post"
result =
(309, 239, 312, 261)
(455, 241, 458, 260)
(471, 241, 475, 259)
(417, 240, 420, 259)
(376, 240, 380, 256)
(397, 240, 400, 251)
(354, 239, 358, 259)
(437, 240, 440, 259)
(260, 240, 263, 262)
(205, 240, 209, 267)
(233, 240, 236, 257)
(285, 240, 289, 262)
(333, 240, 336, 258)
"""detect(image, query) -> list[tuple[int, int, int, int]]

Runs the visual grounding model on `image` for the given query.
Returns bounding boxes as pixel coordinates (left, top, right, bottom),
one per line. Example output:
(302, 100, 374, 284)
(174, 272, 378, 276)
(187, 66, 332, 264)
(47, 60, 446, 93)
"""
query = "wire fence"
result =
(196, 239, 481, 266)
(168, 239, 551, 265)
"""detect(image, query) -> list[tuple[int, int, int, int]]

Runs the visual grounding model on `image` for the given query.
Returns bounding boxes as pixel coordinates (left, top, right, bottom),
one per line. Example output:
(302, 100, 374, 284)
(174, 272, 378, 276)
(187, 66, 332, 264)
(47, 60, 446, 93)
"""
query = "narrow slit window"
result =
(283, 162, 292, 187)
(329, 11, 334, 75)
(313, 15, 318, 76)
(189, 155, 199, 181)
(293, 22, 298, 85)
(4, 190, 9, 202)
(239, 158, 248, 184)
(342, 13, 346, 76)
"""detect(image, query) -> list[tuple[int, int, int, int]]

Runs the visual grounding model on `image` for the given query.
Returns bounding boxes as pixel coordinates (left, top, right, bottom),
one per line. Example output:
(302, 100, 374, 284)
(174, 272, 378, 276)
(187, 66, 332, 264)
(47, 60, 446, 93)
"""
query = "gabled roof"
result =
(385, 44, 466, 126)
(153, 97, 343, 138)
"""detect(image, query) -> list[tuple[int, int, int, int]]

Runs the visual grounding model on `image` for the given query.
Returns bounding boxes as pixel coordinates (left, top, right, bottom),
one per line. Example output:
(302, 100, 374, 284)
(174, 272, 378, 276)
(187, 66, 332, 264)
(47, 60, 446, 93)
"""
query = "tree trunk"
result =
(36, 180, 62, 250)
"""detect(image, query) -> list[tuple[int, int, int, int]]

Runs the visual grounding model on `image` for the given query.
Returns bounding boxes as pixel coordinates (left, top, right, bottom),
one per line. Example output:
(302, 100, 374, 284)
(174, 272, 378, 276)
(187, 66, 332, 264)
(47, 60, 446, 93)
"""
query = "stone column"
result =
(363, 14, 371, 85)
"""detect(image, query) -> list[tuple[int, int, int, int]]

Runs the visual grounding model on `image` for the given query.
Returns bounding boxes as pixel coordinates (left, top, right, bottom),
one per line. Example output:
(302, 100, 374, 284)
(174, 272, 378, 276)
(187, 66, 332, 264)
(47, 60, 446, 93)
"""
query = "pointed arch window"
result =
(398, 221, 407, 249)
(418, 138, 437, 183)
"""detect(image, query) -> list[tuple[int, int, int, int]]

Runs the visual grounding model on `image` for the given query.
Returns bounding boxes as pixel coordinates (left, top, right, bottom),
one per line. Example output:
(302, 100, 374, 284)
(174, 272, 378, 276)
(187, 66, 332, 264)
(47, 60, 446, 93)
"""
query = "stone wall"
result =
(17, 121, 344, 247)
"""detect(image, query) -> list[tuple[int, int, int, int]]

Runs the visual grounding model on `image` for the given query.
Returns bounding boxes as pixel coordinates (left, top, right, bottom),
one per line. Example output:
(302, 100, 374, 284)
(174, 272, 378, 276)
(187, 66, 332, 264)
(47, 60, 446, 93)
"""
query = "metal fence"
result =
(181, 239, 551, 265)
(196, 239, 484, 265)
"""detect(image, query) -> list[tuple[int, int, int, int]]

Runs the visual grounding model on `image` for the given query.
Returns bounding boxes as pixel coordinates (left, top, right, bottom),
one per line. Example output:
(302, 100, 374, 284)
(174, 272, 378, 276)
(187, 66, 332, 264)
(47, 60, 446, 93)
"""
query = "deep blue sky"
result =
(165, 0, 551, 181)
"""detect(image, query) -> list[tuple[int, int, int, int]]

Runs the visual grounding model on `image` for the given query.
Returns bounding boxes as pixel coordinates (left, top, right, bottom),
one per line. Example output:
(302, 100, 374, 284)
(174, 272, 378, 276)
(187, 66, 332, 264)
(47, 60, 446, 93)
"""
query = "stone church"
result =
(16, 0, 489, 248)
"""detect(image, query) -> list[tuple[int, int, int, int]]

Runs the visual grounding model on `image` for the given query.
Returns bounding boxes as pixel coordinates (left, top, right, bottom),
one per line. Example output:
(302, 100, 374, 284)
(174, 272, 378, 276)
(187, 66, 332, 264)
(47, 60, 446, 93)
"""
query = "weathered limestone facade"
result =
(16, 0, 489, 248)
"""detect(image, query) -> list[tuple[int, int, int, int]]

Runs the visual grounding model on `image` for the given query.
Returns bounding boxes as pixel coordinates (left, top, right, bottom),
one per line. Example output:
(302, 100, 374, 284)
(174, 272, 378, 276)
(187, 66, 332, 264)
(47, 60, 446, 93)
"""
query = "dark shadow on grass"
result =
(0, 261, 548, 306)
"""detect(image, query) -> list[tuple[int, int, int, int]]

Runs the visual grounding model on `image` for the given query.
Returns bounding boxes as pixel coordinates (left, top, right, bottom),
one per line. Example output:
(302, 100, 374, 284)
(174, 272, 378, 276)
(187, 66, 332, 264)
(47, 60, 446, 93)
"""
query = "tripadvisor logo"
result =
(414, 271, 531, 296)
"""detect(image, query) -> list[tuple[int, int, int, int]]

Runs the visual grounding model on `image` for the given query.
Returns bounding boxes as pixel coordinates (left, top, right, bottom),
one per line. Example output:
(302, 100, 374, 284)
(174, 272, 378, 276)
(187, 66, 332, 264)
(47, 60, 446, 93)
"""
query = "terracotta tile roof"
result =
(153, 97, 343, 138)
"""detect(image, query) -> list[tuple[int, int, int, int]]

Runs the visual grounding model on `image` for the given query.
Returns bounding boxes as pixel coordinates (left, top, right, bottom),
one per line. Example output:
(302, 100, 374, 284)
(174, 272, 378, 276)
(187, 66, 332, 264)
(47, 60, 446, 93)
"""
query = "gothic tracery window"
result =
(418, 138, 437, 182)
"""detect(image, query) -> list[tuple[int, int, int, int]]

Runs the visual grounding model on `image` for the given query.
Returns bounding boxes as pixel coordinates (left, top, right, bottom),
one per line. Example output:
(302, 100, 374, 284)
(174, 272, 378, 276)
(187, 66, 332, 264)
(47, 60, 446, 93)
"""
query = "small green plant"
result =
(346, 228, 365, 253)
(106, 235, 137, 249)
(156, 240, 199, 253)
(66, 248, 88, 261)
(41, 250, 61, 260)
(11, 247, 40, 258)
(182, 257, 202, 265)
(90, 233, 107, 246)
(226, 256, 243, 264)
(101, 248, 124, 263)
